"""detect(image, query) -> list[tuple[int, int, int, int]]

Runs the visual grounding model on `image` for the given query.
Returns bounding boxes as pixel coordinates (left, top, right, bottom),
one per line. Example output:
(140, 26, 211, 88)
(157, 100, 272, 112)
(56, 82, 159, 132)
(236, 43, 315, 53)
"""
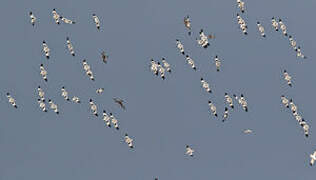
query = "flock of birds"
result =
(1, 1, 315, 179)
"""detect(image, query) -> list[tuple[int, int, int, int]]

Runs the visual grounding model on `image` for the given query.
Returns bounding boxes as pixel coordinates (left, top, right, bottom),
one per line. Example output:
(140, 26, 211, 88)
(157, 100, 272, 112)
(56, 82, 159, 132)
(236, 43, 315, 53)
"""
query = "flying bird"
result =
(278, 19, 287, 36)
(237, 0, 245, 13)
(200, 78, 212, 93)
(52, 9, 60, 24)
(214, 55, 221, 72)
(150, 59, 159, 76)
(37, 86, 45, 101)
(176, 39, 185, 55)
(66, 37, 75, 56)
(29, 11, 36, 26)
(72, 96, 81, 103)
(6, 93, 17, 108)
(222, 107, 229, 122)
(184, 15, 192, 35)
(271, 17, 279, 31)
(48, 99, 59, 114)
(37, 99, 47, 112)
(40, 64, 48, 82)
(92, 14, 100, 30)
(310, 150, 316, 166)
(103, 110, 111, 127)
(161, 58, 171, 73)
(256, 21, 266, 37)
(101, 51, 109, 63)
(243, 129, 253, 134)
(283, 70, 292, 87)
(89, 99, 98, 117)
(281, 95, 289, 108)
(225, 93, 234, 109)
(42, 41, 50, 59)
(113, 98, 126, 110)
(96, 88, 104, 94)
(61, 86, 70, 101)
(186, 55, 197, 70)
(157, 62, 165, 80)
(110, 113, 119, 130)
(208, 100, 218, 117)
(124, 134, 134, 148)
(60, 16, 75, 24)
(185, 145, 194, 157)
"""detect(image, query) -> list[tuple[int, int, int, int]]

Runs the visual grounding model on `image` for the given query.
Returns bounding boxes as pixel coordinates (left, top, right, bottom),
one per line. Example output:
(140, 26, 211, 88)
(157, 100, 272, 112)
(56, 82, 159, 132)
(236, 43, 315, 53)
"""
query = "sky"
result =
(0, 0, 316, 179)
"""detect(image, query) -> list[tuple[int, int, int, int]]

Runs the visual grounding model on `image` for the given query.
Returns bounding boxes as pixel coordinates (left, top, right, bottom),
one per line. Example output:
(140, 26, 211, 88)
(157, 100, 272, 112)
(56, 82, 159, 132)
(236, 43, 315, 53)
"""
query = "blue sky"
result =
(0, 0, 316, 179)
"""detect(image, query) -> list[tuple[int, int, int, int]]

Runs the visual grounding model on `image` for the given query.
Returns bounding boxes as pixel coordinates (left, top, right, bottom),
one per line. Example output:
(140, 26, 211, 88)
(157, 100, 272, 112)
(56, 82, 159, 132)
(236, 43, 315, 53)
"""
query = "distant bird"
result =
(157, 62, 165, 80)
(185, 55, 197, 70)
(66, 37, 75, 56)
(37, 99, 47, 112)
(283, 70, 292, 87)
(102, 110, 111, 127)
(256, 21, 266, 37)
(310, 150, 316, 166)
(184, 15, 192, 35)
(222, 107, 229, 122)
(224, 93, 234, 109)
(295, 114, 302, 122)
(200, 78, 212, 93)
(150, 59, 159, 76)
(303, 124, 309, 137)
(72, 96, 81, 103)
(40, 64, 48, 82)
(288, 35, 297, 51)
(101, 51, 109, 63)
(89, 99, 98, 117)
(42, 41, 50, 59)
(185, 145, 194, 157)
(161, 58, 171, 73)
(234, 94, 248, 112)
(208, 100, 218, 117)
(278, 19, 287, 36)
(60, 16, 75, 24)
(37, 86, 45, 101)
(176, 39, 185, 55)
(48, 99, 59, 114)
(237, 0, 245, 13)
(113, 98, 126, 110)
(52, 9, 60, 24)
(92, 14, 100, 30)
(96, 88, 104, 94)
(197, 29, 210, 48)
(271, 17, 279, 31)
(237, 14, 247, 35)
(295, 46, 307, 59)
(29, 11, 36, 26)
(124, 134, 134, 148)
(214, 55, 221, 72)
(243, 129, 253, 134)
(110, 113, 119, 130)
(289, 99, 297, 115)
(281, 95, 289, 108)
(82, 60, 95, 81)
(6, 93, 17, 108)
(61, 86, 70, 101)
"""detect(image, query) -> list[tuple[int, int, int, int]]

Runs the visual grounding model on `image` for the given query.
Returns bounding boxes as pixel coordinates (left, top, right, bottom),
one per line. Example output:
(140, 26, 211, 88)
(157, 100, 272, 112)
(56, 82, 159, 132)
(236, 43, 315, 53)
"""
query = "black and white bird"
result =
(82, 60, 95, 81)
(113, 98, 126, 110)
(66, 37, 75, 56)
(281, 95, 289, 108)
(124, 134, 134, 148)
(288, 35, 297, 51)
(224, 93, 234, 109)
(60, 16, 75, 24)
(150, 59, 159, 76)
(222, 107, 229, 122)
(283, 70, 292, 87)
(234, 94, 248, 112)
(236, 0, 245, 13)
(42, 41, 50, 59)
(176, 39, 185, 55)
(6, 93, 17, 108)
(295, 46, 307, 59)
(71, 96, 81, 103)
(110, 113, 119, 130)
(37, 99, 47, 112)
(96, 88, 104, 94)
(303, 123, 309, 137)
(243, 129, 253, 134)
(92, 14, 100, 30)
(197, 29, 210, 48)
(48, 99, 59, 114)
(184, 15, 192, 35)
(237, 14, 247, 35)
(89, 99, 98, 117)
(208, 100, 218, 117)
(61, 87, 70, 101)
(256, 21, 266, 37)
(200, 78, 212, 93)
(289, 99, 297, 115)
(310, 150, 316, 166)
(279, 19, 287, 36)
(29, 12, 36, 26)
(185, 145, 194, 157)
(101, 51, 109, 63)
(186, 55, 197, 70)
(52, 9, 60, 25)
(37, 86, 45, 101)
(102, 110, 111, 127)
(161, 58, 171, 73)
(271, 17, 279, 31)
(40, 64, 48, 82)
(214, 55, 221, 72)
(157, 62, 165, 80)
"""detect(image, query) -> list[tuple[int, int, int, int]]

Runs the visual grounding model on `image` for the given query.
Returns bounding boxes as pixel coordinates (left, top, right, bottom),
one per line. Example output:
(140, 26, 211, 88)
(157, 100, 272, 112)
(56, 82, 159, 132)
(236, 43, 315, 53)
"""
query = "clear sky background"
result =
(0, 0, 316, 179)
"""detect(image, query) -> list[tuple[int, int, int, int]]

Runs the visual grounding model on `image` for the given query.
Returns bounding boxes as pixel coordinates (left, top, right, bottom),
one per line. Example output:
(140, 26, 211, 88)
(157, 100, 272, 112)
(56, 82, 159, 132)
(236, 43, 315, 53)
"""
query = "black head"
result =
(225, 93, 227, 95)
(89, 99, 92, 102)
(29, 12, 32, 15)
(200, 78, 203, 80)
(157, 62, 160, 65)
(284, 70, 287, 73)
(66, 37, 69, 40)
(186, 55, 189, 57)
(289, 35, 292, 38)
(53, 8, 56, 11)
(62, 86, 65, 89)
(37, 98, 40, 101)
(279, 18, 282, 22)
(48, 99, 51, 102)
(125, 133, 128, 136)
(40, 64, 43, 66)
(6, 92, 10, 95)
(176, 39, 179, 41)
(186, 145, 189, 148)
(43, 41, 46, 43)
(38, 86, 40, 88)
(92, 14, 96, 16)
(257, 21, 260, 24)
(103, 110, 106, 113)
(241, 94, 244, 97)
(225, 107, 228, 111)
(83, 59, 86, 62)
(208, 100, 211, 103)
(215, 55, 218, 58)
